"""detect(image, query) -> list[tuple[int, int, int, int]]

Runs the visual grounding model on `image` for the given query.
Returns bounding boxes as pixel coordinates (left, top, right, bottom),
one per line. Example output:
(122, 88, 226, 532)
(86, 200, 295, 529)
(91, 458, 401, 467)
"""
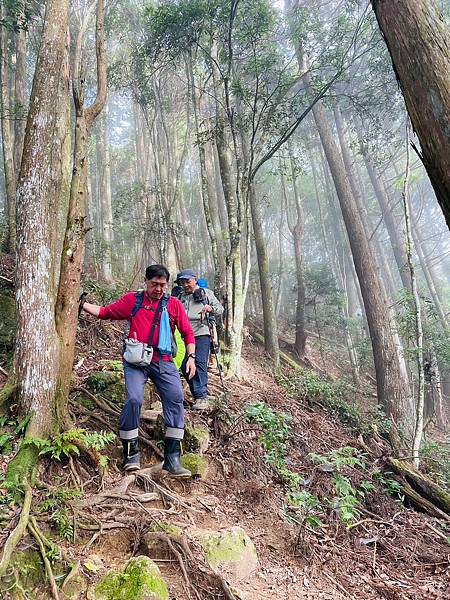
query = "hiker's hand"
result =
(186, 356, 196, 379)
(78, 292, 88, 317)
(201, 304, 213, 318)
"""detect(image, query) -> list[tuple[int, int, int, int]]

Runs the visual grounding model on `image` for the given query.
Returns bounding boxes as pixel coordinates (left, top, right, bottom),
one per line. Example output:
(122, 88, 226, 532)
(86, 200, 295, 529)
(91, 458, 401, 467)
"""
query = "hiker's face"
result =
(180, 277, 197, 294)
(145, 276, 168, 300)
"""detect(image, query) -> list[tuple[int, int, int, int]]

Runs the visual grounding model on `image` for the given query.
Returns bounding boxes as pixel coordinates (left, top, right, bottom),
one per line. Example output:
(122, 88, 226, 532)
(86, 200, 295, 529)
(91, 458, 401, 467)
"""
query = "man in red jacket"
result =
(81, 264, 196, 477)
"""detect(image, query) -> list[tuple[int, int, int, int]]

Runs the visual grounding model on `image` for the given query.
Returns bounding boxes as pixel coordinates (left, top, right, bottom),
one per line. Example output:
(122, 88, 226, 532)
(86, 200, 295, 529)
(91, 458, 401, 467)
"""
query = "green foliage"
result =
(420, 440, 450, 490)
(38, 487, 82, 541)
(244, 401, 290, 469)
(21, 429, 115, 463)
(244, 401, 305, 490)
(287, 490, 323, 529)
(308, 446, 367, 471)
(82, 277, 126, 306)
(331, 473, 362, 524)
(372, 470, 403, 500)
(276, 368, 368, 433)
(0, 414, 32, 456)
(305, 447, 374, 525)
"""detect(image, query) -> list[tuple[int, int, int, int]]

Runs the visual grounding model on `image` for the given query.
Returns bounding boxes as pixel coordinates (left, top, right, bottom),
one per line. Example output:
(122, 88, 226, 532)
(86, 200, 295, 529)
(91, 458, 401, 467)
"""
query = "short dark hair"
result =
(145, 264, 170, 281)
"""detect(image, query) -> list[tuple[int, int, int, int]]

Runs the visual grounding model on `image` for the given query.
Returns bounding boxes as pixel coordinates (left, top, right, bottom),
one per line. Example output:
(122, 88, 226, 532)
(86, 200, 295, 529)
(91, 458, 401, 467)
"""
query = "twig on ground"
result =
(323, 570, 356, 599)
(424, 521, 450, 543)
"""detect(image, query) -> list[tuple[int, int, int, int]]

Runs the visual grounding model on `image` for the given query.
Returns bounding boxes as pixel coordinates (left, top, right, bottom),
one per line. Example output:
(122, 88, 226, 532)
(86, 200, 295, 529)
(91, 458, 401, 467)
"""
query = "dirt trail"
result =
(1, 320, 449, 599)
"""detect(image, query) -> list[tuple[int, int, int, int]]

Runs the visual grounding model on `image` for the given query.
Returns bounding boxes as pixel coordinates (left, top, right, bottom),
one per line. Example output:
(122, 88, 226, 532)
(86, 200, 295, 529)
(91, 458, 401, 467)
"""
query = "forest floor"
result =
(0, 311, 449, 599)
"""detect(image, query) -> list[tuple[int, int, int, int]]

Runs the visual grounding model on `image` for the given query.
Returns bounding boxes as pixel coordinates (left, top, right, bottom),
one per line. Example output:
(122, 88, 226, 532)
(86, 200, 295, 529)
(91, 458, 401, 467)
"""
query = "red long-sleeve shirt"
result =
(99, 292, 195, 361)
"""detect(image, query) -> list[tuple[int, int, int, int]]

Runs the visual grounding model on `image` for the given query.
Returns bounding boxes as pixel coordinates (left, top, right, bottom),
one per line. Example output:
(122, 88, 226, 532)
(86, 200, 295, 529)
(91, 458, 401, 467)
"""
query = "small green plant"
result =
(244, 401, 290, 469)
(244, 401, 306, 501)
(308, 446, 367, 471)
(0, 413, 32, 455)
(372, 470, 403, 499)
(306, 447, 373, 525)
(21, 428, 115, 462)
(287, 490, 323, 529)
(38, 487, 82, 541)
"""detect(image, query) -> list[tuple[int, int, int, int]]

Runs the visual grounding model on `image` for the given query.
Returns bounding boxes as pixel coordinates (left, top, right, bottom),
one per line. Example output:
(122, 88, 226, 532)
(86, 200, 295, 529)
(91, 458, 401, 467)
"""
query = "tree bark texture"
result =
(0, 13, 16, 253)
(97, 108, 113, 282)
(15, 0, 71, 437)
(55, 0, 107, 424)
(371, 0, 450, 229)
(14, 23, 27, 175)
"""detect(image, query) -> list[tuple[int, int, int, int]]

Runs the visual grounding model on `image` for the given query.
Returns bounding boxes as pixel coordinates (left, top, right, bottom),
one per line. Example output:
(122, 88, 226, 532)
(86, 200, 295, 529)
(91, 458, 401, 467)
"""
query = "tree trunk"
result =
(14, 24, 27, 176)
(371, 0, 450, 229)
(0, 13, 16, 253)
(411, 212, 448, 330)
(54, 0, 107, 426)
(187, 56, 223, 290)
(356, 132, 411, 291)
(249, 183, 280, 365)
(281, 152, 307, 358)
(14, 0, 71, 443)
(401, 138, 424, 467)
(97, 107, 114, 282)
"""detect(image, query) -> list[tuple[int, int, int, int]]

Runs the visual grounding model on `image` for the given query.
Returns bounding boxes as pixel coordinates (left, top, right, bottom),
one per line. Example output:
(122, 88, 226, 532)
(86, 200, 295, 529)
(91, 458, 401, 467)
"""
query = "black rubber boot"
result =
(121, 439, 140, 472)
(162, 438, 191, 478)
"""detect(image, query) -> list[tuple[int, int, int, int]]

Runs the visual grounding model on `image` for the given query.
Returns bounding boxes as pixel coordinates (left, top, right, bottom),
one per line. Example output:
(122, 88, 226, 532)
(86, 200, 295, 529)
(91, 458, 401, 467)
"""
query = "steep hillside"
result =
(0, 313, 449, 599)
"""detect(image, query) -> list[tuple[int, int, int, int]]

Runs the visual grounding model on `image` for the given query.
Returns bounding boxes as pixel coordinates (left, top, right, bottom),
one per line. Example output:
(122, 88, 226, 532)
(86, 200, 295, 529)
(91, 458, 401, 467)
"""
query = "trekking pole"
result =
(205, 315, 227, 395)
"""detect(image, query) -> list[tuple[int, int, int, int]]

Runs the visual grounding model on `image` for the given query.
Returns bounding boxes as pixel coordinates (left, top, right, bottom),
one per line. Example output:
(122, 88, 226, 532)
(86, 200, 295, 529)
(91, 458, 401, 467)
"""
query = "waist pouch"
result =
(123, 338, 154, 366)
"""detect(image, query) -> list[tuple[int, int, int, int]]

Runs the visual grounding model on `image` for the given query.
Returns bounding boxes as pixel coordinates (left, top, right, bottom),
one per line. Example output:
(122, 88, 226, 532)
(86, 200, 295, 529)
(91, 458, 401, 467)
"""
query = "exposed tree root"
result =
(0, 480, 32, 578)
(28, 517, 60, 600)
(147, 531, 238, 600)
(136, 468, 199, 512)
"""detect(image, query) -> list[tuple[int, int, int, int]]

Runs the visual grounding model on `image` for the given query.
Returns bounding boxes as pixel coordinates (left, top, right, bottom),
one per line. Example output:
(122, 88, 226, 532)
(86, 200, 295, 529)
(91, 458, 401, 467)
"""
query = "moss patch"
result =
(184, 423, 210, 454)
(63, 574, 88, 599)
(147, 521, 182, 537)
(91, 556, 168, 600)
(87, 371, 123, 393)
(195, 527, 258, 583)
(180, 453, 208, 477)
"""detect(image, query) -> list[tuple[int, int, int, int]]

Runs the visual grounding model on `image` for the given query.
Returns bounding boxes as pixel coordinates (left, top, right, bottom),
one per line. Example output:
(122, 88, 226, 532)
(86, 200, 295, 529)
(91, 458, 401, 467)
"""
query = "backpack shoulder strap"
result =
(161, 293, 170, 309)
(131, 290, 145, 318)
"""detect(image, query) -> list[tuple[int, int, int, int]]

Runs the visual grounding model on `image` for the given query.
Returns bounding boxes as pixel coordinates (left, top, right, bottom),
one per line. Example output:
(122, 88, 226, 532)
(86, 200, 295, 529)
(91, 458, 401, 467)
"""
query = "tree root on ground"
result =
(0, 480, 32, 578)
(28, 517, 60, 600)
(147, 531, 238, 600)
(137, 468, 199, 512)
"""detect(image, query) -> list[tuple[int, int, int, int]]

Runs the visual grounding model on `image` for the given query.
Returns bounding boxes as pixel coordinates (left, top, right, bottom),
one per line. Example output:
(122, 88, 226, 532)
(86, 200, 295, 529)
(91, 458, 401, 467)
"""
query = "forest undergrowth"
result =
(0, 302, 448, 599)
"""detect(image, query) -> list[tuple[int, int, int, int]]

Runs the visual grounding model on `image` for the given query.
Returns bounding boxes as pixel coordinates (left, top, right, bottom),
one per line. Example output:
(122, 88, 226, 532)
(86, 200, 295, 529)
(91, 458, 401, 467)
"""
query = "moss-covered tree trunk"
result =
(9, 0, 71, 483)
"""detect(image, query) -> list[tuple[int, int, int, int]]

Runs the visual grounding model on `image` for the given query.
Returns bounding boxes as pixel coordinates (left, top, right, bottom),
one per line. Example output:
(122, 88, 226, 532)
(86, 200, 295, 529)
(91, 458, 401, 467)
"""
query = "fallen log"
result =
(386, 457, 450, 522)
